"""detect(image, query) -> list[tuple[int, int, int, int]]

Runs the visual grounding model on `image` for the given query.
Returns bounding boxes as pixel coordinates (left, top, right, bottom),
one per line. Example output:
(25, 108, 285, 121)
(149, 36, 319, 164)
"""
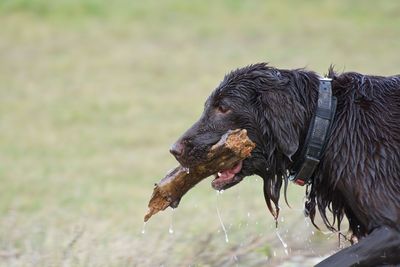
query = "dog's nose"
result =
(170, 142, 185, 158)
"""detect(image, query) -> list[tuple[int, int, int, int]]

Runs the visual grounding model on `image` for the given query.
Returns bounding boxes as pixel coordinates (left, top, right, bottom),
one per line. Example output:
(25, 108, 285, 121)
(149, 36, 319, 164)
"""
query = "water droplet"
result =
(247, 212, 251, 217)
(169, 208, 174, 235)
(181, 167, 190, 174)
(141, 222, 147, 234)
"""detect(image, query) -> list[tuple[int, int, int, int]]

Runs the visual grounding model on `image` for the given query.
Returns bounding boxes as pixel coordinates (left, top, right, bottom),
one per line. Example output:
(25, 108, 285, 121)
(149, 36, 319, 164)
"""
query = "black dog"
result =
(170, 63, 400, 266)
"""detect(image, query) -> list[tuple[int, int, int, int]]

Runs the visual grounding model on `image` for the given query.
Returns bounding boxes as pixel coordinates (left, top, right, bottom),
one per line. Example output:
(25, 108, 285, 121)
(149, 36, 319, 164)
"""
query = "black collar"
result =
(289, 78, 337, 186)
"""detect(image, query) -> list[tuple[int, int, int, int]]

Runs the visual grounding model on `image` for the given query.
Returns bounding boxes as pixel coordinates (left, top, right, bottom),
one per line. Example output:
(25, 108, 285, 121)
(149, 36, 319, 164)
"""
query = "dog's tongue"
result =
(212, 161, 243, 190)
(217, 161, 242, 180)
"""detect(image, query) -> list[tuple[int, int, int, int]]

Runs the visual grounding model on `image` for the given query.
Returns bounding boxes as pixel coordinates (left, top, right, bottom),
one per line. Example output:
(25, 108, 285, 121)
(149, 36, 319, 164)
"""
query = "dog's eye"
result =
(217, 105, 230, 114)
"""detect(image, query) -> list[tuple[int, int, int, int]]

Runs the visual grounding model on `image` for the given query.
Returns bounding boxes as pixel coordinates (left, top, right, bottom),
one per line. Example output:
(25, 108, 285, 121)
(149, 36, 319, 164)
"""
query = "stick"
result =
(144, 129, 255, 222)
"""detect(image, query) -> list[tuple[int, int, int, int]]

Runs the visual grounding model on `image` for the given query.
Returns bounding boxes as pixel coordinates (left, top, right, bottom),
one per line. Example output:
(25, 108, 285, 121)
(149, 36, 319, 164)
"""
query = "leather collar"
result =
(289, 78, 337, 186)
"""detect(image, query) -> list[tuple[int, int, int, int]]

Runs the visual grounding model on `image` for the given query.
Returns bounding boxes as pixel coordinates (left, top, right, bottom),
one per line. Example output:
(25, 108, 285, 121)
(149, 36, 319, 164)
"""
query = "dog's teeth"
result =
(217, 172, 222, 177)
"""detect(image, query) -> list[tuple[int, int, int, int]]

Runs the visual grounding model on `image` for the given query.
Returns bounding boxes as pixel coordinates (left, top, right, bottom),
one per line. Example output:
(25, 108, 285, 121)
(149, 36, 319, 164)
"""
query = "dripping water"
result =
(169, 208, 175, 234)
(141, 222, 147, 234)
(216, 191, 229, 243)
(276, 229, 289, 255)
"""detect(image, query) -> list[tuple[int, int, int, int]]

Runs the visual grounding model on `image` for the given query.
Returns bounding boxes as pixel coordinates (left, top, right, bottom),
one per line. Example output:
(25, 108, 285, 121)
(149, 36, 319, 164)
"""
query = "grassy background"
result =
(0, 1, 399, 266)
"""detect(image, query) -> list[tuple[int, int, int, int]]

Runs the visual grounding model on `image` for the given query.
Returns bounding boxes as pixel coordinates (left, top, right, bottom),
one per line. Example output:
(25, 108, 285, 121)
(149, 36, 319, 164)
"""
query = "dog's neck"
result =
(288, 78, 337, 186)
(257, 68, 336, 219)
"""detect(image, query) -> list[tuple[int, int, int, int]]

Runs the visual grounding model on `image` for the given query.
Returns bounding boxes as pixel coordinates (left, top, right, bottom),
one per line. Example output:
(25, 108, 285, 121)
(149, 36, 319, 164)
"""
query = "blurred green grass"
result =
(0, 0, 399, 266)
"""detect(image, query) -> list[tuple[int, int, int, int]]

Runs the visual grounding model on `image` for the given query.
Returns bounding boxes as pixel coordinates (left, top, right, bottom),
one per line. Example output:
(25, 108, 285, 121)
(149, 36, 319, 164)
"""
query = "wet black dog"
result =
(170, 63, 400, 266)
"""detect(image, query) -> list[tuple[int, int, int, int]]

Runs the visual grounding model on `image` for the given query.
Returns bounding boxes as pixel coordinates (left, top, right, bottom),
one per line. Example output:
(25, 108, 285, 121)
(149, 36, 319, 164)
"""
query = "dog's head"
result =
(170, 63, 312, 217)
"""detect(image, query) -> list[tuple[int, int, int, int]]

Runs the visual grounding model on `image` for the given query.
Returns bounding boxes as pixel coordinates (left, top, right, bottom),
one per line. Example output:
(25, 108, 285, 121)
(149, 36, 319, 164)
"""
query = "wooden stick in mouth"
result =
(144, 129, 255, 222)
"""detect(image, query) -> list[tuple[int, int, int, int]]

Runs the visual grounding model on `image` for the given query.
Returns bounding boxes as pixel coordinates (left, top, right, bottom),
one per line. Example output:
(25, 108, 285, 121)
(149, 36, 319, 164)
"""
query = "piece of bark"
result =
(144, 129, 255, 222)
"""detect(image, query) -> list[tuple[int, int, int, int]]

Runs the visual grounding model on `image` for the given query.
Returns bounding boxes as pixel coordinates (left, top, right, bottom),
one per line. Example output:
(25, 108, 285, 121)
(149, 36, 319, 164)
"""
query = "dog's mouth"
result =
(211, 160, 244, 191)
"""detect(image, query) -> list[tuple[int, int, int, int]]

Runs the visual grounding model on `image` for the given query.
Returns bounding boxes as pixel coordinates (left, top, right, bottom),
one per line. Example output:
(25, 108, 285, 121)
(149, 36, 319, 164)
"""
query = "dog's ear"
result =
(260, 90, 306, 159)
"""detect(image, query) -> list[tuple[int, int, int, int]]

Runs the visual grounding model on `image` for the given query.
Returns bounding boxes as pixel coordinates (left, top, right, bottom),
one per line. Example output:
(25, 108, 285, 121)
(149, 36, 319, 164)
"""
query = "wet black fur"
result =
(171, 63, 400, 266)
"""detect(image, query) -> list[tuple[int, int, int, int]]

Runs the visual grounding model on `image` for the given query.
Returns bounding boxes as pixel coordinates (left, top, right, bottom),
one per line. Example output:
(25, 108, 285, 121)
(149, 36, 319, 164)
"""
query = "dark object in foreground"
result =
(144, 129, 255, 222)
(170, 63, 400, 266)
